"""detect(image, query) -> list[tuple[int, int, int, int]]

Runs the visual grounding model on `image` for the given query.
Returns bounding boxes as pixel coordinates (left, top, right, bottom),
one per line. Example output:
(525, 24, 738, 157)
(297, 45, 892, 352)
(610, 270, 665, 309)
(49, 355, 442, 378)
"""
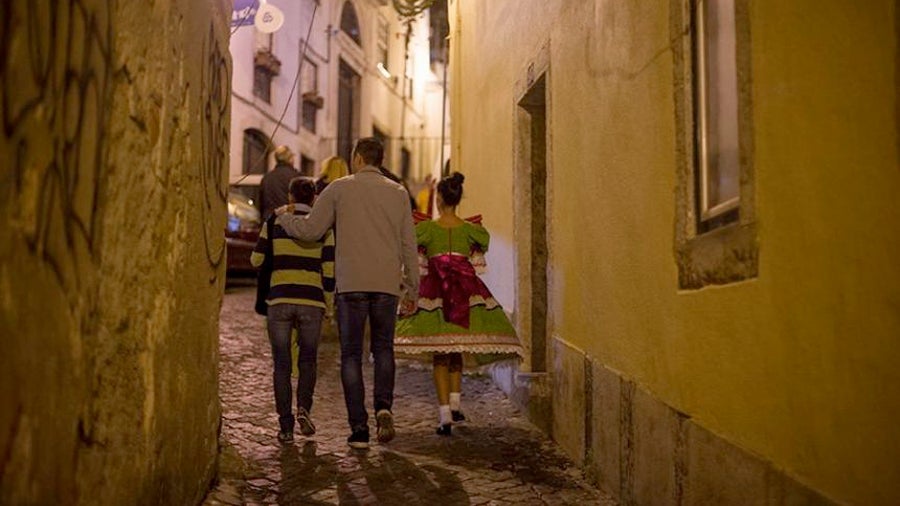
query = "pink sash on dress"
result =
(419, 254, 492, 329)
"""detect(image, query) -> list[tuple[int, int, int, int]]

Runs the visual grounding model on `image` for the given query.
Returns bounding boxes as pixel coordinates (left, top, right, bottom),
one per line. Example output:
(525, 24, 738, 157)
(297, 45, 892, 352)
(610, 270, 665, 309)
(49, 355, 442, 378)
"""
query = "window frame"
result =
(673, 0, 757, 290)
(340, 1, 362, 46)
(253, 66, 272, 103)
(377, 14, 390, 71)
(693, 0, 741, 227)
(300, 56, 319, 133)
(242, 129, 270, 175)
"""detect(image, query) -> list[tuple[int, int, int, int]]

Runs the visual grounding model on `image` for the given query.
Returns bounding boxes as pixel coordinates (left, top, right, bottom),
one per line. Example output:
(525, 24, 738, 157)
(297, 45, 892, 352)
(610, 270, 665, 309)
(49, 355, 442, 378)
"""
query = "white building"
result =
(228, 0, 450, 203)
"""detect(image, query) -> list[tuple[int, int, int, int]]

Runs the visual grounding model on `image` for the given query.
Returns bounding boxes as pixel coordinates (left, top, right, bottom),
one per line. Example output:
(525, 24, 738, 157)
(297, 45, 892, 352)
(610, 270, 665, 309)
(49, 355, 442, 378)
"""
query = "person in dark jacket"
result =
(259, 145, 300, 220)
(380, 166, 417, 212)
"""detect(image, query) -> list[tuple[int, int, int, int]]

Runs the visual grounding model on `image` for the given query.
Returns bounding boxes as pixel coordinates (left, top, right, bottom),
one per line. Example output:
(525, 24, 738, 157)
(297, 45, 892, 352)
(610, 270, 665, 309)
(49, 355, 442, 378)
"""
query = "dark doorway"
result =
(400, 147, 411, 181)
(243, 129, 270, 175)
(518, 75, 548, 373)
(337, 60, 361, 166)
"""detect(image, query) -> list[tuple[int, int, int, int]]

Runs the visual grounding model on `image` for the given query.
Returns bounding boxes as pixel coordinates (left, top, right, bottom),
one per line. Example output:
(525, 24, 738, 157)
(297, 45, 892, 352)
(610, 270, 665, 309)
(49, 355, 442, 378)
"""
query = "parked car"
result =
(226, 189, 261, 274)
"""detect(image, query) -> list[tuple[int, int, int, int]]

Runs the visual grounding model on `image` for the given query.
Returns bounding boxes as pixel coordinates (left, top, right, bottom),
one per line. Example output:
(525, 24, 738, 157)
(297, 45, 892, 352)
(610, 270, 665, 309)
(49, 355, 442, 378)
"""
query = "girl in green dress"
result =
(395, 172, 522, 435)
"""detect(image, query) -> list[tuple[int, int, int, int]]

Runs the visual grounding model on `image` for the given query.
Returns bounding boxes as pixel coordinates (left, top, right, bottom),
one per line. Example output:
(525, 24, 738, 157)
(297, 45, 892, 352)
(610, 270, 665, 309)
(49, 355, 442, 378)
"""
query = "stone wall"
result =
(0, 0, 231, 503)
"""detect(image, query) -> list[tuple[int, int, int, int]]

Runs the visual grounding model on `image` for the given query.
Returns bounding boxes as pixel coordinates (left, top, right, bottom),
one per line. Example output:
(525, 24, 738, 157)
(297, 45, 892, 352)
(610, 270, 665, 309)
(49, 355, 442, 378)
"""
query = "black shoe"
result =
(277, 430, 294, 444)
(451, 410, 466, 423)
(296, 408, 316, 436)
(347, 428, 370, 449)
(376, 410, 395, 443)
(436, 424, 452, 436)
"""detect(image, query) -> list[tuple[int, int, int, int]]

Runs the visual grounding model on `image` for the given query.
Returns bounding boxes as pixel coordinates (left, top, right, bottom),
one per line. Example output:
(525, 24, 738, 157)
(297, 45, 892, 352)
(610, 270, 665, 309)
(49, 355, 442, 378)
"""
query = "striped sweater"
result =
(251, 206, 335, 310)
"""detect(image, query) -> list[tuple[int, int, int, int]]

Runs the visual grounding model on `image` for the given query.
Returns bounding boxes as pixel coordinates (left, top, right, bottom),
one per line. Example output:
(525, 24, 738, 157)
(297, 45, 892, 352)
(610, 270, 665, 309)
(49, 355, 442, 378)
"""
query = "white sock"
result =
(449, 392, 461, 411)
(439, 405, 452, 425)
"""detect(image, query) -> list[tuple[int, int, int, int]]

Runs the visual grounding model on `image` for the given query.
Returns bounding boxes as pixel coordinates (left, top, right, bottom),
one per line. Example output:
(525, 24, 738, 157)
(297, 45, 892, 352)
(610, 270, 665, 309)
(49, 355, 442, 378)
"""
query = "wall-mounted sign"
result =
(232, 0, 259, 27)
(254, 3, 285, 34)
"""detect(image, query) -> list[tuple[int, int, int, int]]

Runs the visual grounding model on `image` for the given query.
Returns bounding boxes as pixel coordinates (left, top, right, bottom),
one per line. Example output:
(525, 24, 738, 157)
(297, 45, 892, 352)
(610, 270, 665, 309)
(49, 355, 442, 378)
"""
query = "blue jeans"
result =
(336, 292, 399, 432)
(267, 303, 324, 432)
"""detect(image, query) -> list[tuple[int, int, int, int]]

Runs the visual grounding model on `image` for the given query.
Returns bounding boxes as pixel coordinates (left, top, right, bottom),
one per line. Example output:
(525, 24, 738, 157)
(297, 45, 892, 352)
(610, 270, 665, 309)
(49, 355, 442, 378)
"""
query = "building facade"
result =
(448, 1, 900, 504)
(229, 0, 450, 201)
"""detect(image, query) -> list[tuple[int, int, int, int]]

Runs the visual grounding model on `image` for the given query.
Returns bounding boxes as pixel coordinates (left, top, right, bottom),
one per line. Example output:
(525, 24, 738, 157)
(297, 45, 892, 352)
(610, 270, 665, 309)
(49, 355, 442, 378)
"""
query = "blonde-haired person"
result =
(260, 145, 299, 220)
(315, 156, 349, 194)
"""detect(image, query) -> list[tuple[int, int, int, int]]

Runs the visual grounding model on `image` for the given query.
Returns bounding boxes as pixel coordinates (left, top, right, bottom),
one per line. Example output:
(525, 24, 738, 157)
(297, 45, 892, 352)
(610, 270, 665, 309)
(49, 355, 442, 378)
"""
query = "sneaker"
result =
(435, 424, 452, 436)
(277, 430, 294, 444)
(296, 408, 316, 436)
(451, 410, 466, 423)
(347, 428, 370, 449)
(375, 410, 395, 443)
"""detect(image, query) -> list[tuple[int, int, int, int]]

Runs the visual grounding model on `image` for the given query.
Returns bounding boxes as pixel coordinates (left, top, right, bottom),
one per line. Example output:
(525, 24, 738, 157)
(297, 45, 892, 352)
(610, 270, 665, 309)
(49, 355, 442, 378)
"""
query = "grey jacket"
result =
(276, 165, 419, 298)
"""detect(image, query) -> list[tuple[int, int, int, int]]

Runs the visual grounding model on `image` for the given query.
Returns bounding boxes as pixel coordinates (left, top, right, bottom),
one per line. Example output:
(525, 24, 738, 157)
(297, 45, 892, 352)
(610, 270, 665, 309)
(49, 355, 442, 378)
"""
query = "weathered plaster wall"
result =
(451, 0, 900, 504)
(0, 0, 231, 503)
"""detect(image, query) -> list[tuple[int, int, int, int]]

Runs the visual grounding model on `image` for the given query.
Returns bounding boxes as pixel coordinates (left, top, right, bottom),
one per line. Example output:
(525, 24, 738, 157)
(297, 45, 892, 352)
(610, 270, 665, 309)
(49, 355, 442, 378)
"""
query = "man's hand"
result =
(274, 204, 294, 216)
(398, 298, 417, 317)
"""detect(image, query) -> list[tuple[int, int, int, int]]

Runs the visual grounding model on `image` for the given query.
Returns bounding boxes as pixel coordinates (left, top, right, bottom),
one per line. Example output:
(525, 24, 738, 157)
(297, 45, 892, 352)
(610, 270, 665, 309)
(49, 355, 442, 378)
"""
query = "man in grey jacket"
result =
(276, 137, 418, 449)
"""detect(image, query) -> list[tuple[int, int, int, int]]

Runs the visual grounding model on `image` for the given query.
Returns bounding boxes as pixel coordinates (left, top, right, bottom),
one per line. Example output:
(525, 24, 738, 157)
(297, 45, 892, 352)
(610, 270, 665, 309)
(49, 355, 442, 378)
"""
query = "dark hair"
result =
(353, 137, 384, 167)
(437, 172, 465, 206)
(289, 177, 317, 206)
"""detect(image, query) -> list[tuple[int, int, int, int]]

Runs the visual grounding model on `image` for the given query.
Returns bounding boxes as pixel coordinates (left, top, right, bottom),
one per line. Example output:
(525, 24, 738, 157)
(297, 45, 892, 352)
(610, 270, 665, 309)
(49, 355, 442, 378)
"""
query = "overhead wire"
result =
(230, 1, 319, 186)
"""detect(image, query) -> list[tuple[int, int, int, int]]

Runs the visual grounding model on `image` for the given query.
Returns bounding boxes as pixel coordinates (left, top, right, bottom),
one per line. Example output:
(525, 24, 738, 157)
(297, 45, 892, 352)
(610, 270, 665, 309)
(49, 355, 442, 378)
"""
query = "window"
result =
(694, 0, 740, 231)
(243, 129, 270, 175)
(253, 29, 280, 104)
(673, 0, 757, 289)
(254, 66, 272, 103)
(400, 147, 411, 181)
(300, 57, 319, 132)
(377, 15, 390, 71)
(429, 0, 449, 66)
(340, 1, 361, 46)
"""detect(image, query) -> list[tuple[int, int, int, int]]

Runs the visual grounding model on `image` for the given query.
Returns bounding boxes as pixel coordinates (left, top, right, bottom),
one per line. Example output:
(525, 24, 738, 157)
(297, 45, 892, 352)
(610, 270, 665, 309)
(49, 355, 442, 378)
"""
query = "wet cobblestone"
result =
(204, 286, 615, 505)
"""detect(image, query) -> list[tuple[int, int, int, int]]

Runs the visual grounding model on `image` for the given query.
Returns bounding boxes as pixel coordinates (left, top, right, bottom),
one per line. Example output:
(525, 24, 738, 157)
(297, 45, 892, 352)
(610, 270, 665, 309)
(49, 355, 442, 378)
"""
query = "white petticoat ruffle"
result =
(394, 333, 523, 356)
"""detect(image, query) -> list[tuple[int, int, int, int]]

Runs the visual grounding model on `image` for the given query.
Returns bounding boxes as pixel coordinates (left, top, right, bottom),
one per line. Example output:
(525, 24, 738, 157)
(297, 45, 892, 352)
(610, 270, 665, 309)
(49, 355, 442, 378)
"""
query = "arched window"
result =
(340, 1, 361, 46)
(243, 129, 271, 175)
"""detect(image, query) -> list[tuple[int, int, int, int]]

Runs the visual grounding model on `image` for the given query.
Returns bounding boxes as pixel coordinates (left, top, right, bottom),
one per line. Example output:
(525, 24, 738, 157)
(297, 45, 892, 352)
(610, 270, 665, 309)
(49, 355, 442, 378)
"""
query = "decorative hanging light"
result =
(391, 0, 436, 22)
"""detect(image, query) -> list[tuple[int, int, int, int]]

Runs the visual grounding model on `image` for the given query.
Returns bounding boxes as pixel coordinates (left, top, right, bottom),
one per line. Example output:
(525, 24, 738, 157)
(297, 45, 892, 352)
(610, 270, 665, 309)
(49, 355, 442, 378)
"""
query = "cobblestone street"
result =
(204, 286, 614, 505)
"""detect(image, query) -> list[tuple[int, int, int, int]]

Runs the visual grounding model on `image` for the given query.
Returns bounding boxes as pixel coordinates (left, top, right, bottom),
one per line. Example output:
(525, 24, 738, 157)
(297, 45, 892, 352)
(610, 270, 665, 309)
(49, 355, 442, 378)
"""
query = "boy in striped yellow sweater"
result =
(251, 177, 335, 443)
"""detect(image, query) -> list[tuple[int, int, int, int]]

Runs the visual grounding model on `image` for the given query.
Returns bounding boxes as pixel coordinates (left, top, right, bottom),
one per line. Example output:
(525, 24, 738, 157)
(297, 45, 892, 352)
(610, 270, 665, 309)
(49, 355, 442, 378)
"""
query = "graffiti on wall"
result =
(0, 0, 113, 293)
(199, 22, 231, 281)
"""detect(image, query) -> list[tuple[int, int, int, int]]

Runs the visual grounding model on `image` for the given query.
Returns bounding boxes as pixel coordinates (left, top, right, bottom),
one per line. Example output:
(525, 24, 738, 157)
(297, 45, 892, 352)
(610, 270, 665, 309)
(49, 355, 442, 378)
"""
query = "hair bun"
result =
(450, 172, 465, 184)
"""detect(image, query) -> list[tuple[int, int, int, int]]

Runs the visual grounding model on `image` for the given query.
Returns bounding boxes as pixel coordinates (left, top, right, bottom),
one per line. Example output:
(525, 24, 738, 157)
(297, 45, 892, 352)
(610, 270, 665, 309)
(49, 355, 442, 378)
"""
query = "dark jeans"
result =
(336, 292, 399, 432)
(267, 303, 324, 432)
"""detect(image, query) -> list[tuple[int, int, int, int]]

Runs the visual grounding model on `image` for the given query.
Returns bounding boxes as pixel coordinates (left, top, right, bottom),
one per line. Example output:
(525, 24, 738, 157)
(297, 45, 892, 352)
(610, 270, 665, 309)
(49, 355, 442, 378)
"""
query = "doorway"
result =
(337, 59, 360, 165)
(517, 74, 548, 373)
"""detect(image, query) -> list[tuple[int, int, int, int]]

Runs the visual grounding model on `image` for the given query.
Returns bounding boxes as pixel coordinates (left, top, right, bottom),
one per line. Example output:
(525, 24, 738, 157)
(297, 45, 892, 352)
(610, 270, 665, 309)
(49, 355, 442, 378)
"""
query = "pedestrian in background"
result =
(416, 173, 435, 217)
(259, 145, 300, 220)
(315, 155, 349, 195)
(276, 137, 419, 449)
(394, 172, 522, 436)
(252, 177, 335, 444)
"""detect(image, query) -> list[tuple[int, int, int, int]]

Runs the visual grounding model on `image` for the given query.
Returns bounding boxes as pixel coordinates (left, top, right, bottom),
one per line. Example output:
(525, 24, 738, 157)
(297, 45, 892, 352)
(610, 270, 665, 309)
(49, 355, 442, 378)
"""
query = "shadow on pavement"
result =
(255, 441, 470, 505)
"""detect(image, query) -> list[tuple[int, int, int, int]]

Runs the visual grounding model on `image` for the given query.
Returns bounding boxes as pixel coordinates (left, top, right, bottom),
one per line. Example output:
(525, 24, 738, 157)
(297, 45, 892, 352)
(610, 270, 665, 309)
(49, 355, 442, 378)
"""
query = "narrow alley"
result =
(204, 286, 613, 506)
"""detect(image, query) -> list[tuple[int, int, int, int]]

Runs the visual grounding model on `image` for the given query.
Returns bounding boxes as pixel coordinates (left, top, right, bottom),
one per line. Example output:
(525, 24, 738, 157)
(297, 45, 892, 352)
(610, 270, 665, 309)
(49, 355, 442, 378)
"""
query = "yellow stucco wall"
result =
(450, 0, 900, 504)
